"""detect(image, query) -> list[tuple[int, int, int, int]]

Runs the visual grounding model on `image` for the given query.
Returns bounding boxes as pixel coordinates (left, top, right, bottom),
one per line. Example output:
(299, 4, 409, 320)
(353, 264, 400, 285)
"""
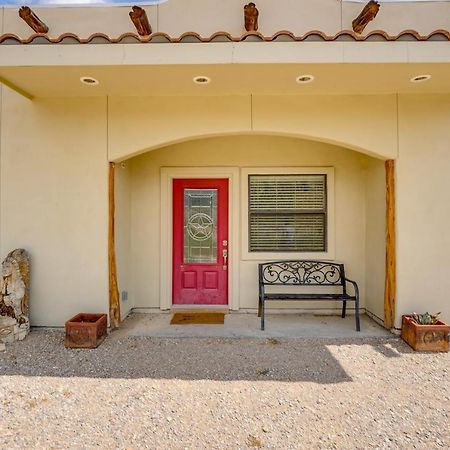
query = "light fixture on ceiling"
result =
(80, 76, 99, 86)
(193, 76, 211, 85)
(410, 74, 432, 83)
(296, 74, 314, 84)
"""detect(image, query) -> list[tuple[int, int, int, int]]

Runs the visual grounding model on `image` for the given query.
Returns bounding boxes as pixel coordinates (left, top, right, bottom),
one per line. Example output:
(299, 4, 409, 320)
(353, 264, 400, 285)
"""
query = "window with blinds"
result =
(248, 174, 327, 252)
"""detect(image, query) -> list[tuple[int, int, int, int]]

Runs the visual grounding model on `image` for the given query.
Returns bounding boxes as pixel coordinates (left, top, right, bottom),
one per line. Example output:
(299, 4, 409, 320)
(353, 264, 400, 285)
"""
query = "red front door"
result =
(172, 179, 228, 305)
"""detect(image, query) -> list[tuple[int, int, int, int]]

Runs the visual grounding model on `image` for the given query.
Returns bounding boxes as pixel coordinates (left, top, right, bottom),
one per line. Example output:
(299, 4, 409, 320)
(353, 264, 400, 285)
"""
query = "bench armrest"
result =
(345, 278, 359, 298)
(258, 264, 264, 297)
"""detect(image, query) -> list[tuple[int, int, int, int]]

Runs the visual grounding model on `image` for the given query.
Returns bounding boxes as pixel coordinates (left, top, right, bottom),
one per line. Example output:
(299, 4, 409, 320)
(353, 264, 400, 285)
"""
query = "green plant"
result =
(410, 312, 441, 325)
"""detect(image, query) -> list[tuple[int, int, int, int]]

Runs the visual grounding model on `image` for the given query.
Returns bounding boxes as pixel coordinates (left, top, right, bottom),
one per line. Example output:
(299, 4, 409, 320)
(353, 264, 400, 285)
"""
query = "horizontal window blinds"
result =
(249, 174, 327, 252)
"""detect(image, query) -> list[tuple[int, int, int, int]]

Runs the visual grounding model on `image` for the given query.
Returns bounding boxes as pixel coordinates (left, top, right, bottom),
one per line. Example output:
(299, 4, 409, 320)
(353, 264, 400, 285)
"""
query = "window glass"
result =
(248, 174, 327, 252)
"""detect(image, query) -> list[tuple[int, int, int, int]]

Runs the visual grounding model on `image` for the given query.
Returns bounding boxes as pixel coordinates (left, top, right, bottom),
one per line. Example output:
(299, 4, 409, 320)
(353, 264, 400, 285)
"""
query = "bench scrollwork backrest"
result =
(259, 261, 345, 286)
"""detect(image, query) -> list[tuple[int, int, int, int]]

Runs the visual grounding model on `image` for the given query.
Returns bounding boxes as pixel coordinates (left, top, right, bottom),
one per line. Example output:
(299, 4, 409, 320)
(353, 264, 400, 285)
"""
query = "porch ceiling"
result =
(1, 39, 449, 98)
(1, 62, 450, 98)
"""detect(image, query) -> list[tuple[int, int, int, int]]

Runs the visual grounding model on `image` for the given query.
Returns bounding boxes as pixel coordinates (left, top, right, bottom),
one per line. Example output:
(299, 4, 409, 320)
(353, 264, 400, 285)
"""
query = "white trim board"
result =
(160, 167, 240, 311)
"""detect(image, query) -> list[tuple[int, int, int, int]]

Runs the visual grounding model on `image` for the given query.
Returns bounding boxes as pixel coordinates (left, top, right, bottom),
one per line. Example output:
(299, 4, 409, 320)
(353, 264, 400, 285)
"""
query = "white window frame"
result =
(241, 167, 335, 261)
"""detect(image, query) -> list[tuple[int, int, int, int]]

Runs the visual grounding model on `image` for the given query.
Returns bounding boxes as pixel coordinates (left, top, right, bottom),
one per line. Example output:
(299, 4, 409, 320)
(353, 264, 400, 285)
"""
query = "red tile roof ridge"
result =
(0, 29, 449, 45)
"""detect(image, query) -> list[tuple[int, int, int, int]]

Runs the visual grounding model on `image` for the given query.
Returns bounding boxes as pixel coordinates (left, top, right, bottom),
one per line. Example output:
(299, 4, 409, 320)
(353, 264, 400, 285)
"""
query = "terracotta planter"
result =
(65, 313, 107, 349)
(401, 315, 449, 352)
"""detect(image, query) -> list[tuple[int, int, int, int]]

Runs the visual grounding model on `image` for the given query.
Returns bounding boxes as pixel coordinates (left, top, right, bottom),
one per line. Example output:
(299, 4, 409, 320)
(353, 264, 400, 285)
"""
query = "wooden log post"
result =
(384, 160, 396, 329)
(109, 162, 121, 329)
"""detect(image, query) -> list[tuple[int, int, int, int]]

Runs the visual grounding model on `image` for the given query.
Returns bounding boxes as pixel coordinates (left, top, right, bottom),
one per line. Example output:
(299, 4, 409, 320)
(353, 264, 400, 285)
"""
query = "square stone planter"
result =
(65, 313, 107, 349)
(401, 315, 449, 352)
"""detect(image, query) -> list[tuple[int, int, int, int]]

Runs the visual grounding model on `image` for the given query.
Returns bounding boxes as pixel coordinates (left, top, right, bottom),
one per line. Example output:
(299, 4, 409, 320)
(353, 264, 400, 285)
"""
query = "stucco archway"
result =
(110, 134, 393, 329)
(107, 95, 398, 162)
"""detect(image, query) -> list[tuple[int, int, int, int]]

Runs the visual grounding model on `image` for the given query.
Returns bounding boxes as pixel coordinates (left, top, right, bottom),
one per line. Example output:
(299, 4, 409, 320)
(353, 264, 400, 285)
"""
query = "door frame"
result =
(160, 167, 240, 310)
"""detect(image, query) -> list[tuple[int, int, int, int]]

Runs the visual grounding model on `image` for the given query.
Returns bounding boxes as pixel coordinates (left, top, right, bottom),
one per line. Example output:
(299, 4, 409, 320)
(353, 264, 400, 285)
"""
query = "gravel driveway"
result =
(1, 330, 449, 449)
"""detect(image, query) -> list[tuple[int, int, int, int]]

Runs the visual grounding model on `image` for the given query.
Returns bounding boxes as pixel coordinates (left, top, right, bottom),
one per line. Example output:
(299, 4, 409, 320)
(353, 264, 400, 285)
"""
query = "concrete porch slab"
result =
(116, 313, 392, 339)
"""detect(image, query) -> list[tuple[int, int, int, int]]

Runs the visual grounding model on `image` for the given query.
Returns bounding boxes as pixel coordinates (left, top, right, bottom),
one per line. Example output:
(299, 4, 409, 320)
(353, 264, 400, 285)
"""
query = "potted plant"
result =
(65, 313, 107, 349)
(401, 312, 449, 352)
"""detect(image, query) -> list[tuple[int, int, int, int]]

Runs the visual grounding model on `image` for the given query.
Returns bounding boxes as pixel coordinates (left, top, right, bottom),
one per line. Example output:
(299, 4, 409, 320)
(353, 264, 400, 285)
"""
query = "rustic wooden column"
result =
(384, 160, 396, 328)
(109, 162, 121, 329)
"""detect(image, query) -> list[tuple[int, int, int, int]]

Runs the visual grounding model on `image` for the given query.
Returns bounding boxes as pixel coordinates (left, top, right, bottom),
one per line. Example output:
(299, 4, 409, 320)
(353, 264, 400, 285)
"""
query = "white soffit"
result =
(1, 42, 450, 68)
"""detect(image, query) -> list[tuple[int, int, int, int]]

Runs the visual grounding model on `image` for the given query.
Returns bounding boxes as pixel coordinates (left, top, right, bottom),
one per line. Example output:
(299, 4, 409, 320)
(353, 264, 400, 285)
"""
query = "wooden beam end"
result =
(129, 6, 152, 36)
(19, 6, 49, 34)
(352, 1, 380, 35)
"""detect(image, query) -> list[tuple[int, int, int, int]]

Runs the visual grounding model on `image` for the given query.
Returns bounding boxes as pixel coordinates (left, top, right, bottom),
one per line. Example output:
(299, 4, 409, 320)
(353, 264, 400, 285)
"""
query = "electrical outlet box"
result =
(121, 291, 128, 301)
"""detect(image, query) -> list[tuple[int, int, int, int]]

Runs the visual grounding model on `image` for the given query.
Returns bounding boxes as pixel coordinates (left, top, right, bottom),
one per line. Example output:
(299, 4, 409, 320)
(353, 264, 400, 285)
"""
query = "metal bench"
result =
(258, 260, 360, 331)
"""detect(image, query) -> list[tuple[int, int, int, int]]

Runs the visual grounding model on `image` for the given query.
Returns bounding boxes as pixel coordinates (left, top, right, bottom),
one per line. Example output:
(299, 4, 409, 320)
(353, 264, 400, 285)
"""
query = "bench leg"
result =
(355, 298, 361, 332)
(341, 300, 347, 318)
(257, 294, 262, 318)
(260, 298, 265, 331)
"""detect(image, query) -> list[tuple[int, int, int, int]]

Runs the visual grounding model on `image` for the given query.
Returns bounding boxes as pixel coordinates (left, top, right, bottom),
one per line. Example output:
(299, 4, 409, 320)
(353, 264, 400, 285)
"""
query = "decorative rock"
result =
(0, 249, 30, 343)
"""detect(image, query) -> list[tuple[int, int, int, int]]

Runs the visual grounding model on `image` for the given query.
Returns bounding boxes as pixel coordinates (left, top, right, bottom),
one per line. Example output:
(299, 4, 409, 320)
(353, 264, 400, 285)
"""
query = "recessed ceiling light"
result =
(296, 75, 314, 84)
(80, 76, 99, 86)
(193, 76, 211, 85)
(410, 74, 432, 83)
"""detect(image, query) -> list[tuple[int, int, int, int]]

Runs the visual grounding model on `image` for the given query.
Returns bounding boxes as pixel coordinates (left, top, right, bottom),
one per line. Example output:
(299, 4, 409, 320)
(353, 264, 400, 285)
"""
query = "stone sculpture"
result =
(244, 2, 259, 32)
(0, 249, 30, 343)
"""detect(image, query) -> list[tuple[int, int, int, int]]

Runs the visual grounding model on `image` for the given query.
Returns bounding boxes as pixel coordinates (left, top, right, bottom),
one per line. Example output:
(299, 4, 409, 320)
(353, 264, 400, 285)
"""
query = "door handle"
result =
(222, 249, 228, 266)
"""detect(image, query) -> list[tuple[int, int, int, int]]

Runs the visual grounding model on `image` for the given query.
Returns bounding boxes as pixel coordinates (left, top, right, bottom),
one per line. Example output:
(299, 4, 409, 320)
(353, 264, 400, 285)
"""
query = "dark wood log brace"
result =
(18, 6, 49, 34)
(109, 162, 121, 329)
(384, 160, 396, 329)
(244, 2, 259, 32)
(129, 6, 152, 36)
(352, 1, 380, 34)
(258, 261, 360, 331)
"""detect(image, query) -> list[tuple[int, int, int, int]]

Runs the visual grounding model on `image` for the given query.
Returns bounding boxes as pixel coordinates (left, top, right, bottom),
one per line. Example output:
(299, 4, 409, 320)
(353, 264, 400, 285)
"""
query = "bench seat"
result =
(263, 293, 356, 300)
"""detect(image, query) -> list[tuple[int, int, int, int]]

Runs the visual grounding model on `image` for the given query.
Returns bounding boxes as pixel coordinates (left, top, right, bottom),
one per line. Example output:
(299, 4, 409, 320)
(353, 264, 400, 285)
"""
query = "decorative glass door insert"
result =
(184, 189, 217, 264)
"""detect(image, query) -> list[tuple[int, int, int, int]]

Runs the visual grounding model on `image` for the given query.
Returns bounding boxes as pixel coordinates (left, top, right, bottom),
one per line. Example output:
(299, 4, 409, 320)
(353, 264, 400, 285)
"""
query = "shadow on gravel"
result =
(0, 331, 406, 383)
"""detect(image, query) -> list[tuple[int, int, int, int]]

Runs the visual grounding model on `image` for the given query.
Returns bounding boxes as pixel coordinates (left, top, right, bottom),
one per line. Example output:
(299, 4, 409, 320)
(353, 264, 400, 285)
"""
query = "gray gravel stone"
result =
(0, 329, 449, 449)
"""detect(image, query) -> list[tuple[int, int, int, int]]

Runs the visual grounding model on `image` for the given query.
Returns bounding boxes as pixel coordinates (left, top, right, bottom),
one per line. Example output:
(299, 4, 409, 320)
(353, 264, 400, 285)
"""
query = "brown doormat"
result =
(170, 312, 225, 325)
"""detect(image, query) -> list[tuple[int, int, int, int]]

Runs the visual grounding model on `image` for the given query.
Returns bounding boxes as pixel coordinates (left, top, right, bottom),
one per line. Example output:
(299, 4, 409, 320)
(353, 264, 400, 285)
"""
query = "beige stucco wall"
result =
(115, 162, 133, 319)
(108, 95, 398, 162)
(2, 1, 448, 38)
(364, 158, 386, 321)
(396, 94, 450, 325)
(0, 85, 3, 253)
(0, 88, 109, 326)
(1, 86, 449, 327)
(125, 135, 382, 313)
